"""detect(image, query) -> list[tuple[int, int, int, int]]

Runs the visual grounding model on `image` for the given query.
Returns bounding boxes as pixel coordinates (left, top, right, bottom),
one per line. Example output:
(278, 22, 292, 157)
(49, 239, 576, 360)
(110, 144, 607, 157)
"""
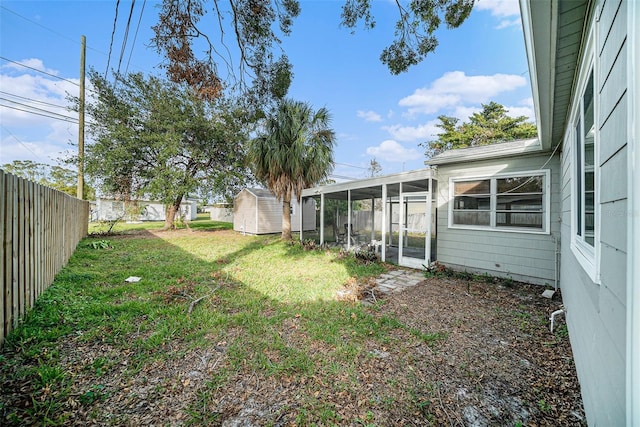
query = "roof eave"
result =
(520, 0, 558, 151)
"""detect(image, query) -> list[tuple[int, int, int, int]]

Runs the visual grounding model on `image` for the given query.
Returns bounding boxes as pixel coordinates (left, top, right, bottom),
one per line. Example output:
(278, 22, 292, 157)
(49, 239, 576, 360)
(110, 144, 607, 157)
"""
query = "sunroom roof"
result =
(301, 168, 436, 201)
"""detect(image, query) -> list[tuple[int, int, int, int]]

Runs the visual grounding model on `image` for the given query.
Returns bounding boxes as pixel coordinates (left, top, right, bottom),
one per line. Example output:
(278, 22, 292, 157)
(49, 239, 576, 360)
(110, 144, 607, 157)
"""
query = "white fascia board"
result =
(301, 169, 435, 197)
(627, 0, 640, 424)
(519, 0, 557, 150)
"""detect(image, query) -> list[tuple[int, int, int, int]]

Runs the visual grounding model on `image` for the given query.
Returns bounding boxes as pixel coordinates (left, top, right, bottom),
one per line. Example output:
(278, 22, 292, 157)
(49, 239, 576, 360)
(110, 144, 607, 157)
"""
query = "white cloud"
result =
(356, 110, 382, 122)
(383, 119, 441, 142)
(475, 0, 520, 18)
(495, 18, 521, 29)
(0, 61, 80, 166)
(451, 105, 482, 121)
(398, 71, 527, 116)
(366, 140, 420, 163)
(2, 58, 60, 76)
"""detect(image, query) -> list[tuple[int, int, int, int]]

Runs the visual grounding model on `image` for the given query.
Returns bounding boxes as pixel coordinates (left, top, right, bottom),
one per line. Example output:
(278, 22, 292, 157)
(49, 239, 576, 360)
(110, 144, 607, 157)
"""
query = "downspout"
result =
(553, 233, 560, 292)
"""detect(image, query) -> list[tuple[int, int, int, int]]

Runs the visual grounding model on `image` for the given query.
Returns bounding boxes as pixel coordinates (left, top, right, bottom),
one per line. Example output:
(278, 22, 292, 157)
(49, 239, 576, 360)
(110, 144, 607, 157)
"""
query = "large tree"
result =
(151, 0, 474, 105)
(249, 99, 336, 240)
(78, 70, 250, 229)
(423, 102, 538, 157)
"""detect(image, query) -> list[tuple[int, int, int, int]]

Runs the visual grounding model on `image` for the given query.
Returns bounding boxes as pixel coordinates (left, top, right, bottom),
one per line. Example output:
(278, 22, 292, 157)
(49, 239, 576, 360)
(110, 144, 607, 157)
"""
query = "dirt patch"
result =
(1, 275, 585, 426)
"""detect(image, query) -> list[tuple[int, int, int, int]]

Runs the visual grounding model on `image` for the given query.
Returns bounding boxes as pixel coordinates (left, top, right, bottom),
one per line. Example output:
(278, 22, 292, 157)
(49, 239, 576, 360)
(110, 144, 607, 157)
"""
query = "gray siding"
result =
(559, 0, 627, 424)
(435, 152, 561, 286)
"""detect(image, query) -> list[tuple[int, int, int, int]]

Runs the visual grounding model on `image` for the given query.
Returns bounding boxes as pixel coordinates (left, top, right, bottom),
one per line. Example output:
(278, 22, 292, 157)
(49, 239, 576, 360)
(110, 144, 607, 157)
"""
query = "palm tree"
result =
(249, 99, 336, 240)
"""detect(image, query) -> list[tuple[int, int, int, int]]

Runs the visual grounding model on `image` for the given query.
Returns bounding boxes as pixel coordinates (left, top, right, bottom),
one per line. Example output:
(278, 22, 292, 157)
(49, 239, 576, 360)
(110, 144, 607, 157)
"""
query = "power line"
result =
(106, 0, 121, 77)
(0, 97, 74, 119)
(0, 56, 79, 86)
(125, 0, 146, 75)
(0, 125, 46, 160)
(335, 162, 368, 170)
(0, 90, 68, 110)
(117, 0, 136, 75)
(1, 103, 79, 124)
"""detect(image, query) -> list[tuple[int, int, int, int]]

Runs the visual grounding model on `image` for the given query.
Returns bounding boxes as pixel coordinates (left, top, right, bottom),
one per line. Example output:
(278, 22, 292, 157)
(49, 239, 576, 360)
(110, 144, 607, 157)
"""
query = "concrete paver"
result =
(374, 269, 425, 295)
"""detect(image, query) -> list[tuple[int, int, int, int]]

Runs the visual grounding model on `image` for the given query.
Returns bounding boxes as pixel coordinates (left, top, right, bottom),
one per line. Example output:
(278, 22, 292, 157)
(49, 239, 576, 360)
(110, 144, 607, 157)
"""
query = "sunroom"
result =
(298, 169, 437, 269)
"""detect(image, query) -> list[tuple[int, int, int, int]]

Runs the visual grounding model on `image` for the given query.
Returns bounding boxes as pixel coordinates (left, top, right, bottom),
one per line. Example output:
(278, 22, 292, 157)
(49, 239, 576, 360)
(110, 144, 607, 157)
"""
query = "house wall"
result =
(434, 152, 561, 286)
(559, 1, 627, 424)
(233, 190, 257, 234)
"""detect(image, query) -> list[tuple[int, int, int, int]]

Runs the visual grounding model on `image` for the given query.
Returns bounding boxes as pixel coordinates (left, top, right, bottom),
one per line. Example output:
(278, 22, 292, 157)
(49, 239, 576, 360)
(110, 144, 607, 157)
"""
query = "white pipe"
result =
(550, 307, 565, 333)
(553, 234, 560, 292)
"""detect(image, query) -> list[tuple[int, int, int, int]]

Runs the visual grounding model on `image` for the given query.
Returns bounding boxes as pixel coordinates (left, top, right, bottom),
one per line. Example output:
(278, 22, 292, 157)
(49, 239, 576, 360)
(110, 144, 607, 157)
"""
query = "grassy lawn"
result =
(1, 216, 397, 425)
(0, 215, 584, 426)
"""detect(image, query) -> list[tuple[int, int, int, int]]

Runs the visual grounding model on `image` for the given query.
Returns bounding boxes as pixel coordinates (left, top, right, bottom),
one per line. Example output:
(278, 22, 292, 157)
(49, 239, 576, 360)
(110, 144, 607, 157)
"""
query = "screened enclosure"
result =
(299, 169, 437, 269)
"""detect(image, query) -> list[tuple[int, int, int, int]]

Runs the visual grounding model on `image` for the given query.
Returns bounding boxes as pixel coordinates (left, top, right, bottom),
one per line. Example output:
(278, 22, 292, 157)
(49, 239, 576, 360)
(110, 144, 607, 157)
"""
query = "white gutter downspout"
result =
(627, 1, 639, 424)
(320, 194, 325, 245)
(347, 189, 352, 250)
(299, 198, 303, 242)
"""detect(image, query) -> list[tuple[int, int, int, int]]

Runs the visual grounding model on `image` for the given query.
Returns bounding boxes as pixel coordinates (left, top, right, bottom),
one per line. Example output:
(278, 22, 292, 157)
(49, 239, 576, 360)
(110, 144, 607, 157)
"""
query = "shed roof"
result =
(243, 188, 277, 199)
(425, 138, 544, 166)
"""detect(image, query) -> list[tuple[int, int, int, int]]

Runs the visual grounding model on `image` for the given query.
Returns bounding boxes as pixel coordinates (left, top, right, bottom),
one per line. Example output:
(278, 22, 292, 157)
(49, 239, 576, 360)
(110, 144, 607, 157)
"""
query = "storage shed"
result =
(233, 188, 316, 235)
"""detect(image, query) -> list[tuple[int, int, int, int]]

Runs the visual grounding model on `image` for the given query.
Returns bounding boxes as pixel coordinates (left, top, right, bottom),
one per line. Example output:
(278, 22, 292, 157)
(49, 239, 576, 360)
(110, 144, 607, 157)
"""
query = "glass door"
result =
(399, 192, 431, 269)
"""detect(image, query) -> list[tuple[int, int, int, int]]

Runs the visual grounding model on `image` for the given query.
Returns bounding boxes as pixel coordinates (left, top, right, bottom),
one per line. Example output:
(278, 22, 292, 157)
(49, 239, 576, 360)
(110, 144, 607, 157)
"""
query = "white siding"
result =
(256, 196, 283, 234)
(233, 190, 257, 234)
(559, 1, 627, 424)
(435, 152, 561, 285)
(210, 207, 233, 222)
(233, 189, 317, 235)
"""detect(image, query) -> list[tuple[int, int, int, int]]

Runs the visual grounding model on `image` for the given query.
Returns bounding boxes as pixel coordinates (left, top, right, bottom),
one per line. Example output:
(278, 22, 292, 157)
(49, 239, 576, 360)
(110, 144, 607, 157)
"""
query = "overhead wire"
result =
(125, 0, 146, 75)
(0, 97, 74, 119)
(117, 0, 136, 75)
(0, 103, 79, 124)
(0, 56, 79, 86)
(105, 0, 121, 77)
(0, 90, 69, 110)
(0, 125, 46, 160)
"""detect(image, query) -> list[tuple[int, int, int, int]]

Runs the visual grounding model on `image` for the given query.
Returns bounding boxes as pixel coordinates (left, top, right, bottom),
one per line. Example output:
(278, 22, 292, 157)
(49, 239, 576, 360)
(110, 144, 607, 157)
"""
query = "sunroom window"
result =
(451, 172, 548, 232)
(452, 179, 491, 226)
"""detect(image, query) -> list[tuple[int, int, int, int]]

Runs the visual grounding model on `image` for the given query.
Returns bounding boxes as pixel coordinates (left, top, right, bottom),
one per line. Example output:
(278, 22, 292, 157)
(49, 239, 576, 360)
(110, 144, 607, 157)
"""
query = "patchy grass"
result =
(1, 217, 391, 425)
(0, 216, 584, 426)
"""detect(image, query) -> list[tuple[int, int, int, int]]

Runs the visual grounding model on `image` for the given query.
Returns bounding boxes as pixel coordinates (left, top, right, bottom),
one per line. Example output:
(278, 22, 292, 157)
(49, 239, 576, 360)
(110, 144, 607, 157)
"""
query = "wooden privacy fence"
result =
(1, 170, 89, 346)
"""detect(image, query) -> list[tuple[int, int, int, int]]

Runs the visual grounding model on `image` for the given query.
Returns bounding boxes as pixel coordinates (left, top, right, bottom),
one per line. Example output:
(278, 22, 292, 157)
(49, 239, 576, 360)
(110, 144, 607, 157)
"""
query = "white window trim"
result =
(448, 169, 551, 235)
(567, 18, 599, 283)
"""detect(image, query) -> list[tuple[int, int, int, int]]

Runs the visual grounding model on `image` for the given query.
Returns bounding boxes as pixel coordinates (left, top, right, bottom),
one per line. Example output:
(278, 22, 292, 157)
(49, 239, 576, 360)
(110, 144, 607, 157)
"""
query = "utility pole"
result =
(77, 35, 86, 200)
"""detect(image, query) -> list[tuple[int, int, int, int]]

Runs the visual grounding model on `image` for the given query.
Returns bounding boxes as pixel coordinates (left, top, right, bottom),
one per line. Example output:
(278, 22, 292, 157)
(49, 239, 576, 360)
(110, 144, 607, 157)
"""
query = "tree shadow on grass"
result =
(0, 226, 394, 426)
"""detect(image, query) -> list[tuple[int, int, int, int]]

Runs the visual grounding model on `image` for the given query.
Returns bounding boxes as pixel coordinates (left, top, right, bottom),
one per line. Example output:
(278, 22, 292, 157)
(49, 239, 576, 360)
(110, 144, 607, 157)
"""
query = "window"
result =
(450, 171, 548, 233)
(575, 70, 595, 247)
(568, 21, 598, 281)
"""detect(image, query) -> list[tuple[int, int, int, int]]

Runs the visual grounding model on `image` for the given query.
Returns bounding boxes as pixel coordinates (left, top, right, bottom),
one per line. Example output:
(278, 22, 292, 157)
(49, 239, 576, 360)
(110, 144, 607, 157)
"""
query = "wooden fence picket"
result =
(0, 170, 89, 346)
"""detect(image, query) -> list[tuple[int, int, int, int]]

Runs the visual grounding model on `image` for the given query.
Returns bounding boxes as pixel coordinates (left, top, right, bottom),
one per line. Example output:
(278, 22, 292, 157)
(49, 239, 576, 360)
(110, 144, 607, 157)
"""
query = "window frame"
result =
(568, 19, 599, 282)
(448, 169, 551, 235)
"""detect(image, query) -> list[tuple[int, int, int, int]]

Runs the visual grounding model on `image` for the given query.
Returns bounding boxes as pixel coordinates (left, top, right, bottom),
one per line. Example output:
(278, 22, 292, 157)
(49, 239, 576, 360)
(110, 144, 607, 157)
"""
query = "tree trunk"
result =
(163, 195, 183, 230)
(281, 198, 292, 241)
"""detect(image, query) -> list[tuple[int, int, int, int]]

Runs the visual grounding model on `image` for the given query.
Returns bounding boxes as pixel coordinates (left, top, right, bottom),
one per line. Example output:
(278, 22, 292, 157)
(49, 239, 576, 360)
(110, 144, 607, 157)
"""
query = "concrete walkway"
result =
(374, 269, 426, 294)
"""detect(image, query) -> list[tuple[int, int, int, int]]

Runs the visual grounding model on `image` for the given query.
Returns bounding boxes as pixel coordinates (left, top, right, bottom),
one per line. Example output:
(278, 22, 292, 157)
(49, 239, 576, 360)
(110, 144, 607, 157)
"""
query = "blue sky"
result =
(0, 0, 533, 181)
